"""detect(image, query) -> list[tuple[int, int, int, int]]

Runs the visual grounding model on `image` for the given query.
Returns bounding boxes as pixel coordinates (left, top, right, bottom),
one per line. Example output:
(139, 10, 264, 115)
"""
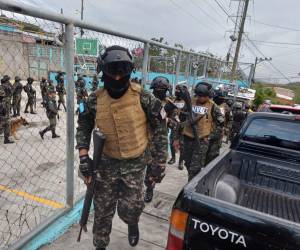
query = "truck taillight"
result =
(166, 209, 188, 250)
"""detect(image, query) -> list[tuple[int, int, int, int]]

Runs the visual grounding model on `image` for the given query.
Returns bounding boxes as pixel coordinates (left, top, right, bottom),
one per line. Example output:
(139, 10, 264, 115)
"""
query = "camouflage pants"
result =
(57, 93, 66, 111)
(25, 97, 34, 112)
(0, 117, 10, 138)
(206, 135, 223, 165)
(93, 154, 146, 248)
(12, 95, 21, 116)
(183, 135, 209, 181)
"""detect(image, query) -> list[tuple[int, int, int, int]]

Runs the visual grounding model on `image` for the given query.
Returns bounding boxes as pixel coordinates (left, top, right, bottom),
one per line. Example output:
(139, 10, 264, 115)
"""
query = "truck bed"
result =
(195, 148, 300, 223)
(238, 184, 300, 223)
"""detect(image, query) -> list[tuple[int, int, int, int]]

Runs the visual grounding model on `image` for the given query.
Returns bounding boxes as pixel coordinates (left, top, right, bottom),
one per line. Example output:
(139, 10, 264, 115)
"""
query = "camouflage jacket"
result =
(24, 84, 36, 98)
(13, 81, 23, 96)
(46, 97, 58, 117)
(56, 82, 66, 94)
(76, 88, 168, 164)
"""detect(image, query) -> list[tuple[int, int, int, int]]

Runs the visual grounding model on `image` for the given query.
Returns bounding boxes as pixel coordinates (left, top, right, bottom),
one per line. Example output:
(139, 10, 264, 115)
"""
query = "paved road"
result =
(0, 83, 85, 249)
(41, 159, 189, 250)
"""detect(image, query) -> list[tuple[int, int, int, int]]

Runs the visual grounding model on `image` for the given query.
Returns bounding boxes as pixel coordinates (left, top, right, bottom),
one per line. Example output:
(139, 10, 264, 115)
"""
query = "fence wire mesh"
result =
(0, 12, 73, 249)
(0, 5, 253, 250)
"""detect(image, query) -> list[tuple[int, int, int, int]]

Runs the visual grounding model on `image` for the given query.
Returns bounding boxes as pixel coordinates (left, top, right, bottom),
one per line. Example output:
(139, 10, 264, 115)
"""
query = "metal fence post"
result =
(141, 42, 149, 88)
(192, 55, 200, 89)
(175, 51, 181, 93)
(203, 57, 209, 78)
(65, 23, 75, 208)
(185, 53, 191, 85)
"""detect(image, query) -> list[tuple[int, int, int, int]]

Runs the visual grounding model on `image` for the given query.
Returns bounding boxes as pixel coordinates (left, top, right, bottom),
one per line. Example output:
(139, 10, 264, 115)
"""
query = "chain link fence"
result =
(0, 1, 253, 249)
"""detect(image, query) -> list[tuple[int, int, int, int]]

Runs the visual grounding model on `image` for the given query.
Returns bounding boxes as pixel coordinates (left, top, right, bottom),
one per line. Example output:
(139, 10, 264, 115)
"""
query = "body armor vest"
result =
(96, 83, 148, 159)
(183, 99, 214, 139)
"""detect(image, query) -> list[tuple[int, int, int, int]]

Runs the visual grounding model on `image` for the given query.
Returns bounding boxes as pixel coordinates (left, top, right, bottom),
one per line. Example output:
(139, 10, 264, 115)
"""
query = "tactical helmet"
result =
(15, 76, 21, 82)
(150, 76, 170, 90)
(194, 83, 209, 97)
(2, 75, 10, 82)
(27, 77, 34, 83)
(233, 102, 243, 110)
(96, 45, 134, 77)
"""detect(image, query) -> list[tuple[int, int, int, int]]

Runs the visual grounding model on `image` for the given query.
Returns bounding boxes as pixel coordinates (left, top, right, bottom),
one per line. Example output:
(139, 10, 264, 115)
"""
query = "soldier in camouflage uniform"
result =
(91, 74, 99, 92)
(76, 77, 88, 104)
(230, 102, 247, 143)
(144, 76, 171, 203)
(23, 77, 36, 114)
(40, 77, 48, 107)
(177, 83, 223, 181)
(76, 46, 167, 250)
(12, 76, 23, 117)
(39, 87, 60, 139)
(205, 90, 225, 165)
(1, 75, 13, 116)
(55, 72, 66, 111)
(0, 85, 14, 144)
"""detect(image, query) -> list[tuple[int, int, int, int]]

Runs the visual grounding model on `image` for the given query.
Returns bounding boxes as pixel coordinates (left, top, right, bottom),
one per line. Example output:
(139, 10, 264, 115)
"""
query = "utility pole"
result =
(251, 56, 272, 84)
(230, 0, 250, 97)
(80, 0, 84, 37)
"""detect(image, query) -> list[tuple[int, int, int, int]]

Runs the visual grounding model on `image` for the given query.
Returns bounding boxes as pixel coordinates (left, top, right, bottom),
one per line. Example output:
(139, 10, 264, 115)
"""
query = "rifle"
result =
(179, 88, 202, 148)
(77, 130, 106, 242)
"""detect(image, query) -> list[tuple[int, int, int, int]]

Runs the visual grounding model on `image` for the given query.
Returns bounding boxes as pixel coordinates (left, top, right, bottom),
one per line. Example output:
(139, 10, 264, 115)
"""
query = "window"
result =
(243, 118, 300, 151)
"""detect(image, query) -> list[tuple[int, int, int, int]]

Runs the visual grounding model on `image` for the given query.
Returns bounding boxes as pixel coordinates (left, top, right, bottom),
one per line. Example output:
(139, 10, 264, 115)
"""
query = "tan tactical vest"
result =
(183, 99, 214, 139)
(95, 83, 148, 159)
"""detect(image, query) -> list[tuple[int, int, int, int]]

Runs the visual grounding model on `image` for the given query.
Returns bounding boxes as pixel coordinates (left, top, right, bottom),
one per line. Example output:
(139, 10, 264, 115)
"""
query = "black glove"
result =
(79, 155, 92, 177)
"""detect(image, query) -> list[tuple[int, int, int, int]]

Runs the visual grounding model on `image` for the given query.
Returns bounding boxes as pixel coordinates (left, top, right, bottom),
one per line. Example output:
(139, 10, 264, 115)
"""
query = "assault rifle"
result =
(77, 130, 106, 242)
(179, 88, 202, 147)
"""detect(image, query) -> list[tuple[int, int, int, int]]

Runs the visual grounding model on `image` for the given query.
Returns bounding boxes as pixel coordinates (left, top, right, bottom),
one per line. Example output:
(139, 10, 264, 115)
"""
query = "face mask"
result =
(175, 91, 181, 100)
(153, 89, 167, 101)
(103, 73, 130, 99)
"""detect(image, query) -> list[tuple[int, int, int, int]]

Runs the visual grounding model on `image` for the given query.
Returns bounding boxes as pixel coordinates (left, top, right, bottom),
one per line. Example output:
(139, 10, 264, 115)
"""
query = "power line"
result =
(214, 0, 231, 16)
(252, 19, 300, 32)
(251, 39, 300, 46)
(244, 35, 291, 82)
(190, 0, 227, 30)
(168, 0, 224, 37)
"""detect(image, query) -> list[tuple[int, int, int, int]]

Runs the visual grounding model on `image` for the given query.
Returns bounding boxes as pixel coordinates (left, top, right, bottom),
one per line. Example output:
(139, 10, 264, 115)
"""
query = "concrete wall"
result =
(0, 31, 64, 81)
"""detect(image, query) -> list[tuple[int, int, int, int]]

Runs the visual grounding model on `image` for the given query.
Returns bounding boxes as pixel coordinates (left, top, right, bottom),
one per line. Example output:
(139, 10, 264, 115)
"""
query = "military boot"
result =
(95, 248, 106, 250)
(168, 158, 176, 165)
(128, 224, 139, 247)
(144, 188, 153, 203)
(4, 137, 14, 144)
(39, 129, 46, 140)
(51, 129, 60, 138)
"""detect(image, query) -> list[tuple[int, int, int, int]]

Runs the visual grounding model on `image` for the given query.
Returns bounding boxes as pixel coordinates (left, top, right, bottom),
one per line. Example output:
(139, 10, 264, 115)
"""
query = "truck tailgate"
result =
(183, 192, 300, 250)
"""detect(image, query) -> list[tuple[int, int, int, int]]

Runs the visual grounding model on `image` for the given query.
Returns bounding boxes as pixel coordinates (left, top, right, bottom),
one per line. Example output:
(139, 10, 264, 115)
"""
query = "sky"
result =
(14, 0, 300, 83)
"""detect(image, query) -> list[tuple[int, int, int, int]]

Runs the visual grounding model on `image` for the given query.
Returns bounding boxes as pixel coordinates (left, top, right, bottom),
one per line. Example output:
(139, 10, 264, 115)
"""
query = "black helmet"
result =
(199, 81, 212, 91)
(233, 102, 243, 110)
(2, 75, 10, 82)
(150, 76, 170, 90)
(194, 83, 209, 97)
(97, 45, 134, 77)
(227, 99, 234, 107)
(27, 77, 34, 83)
(15, 76, 21, 82)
